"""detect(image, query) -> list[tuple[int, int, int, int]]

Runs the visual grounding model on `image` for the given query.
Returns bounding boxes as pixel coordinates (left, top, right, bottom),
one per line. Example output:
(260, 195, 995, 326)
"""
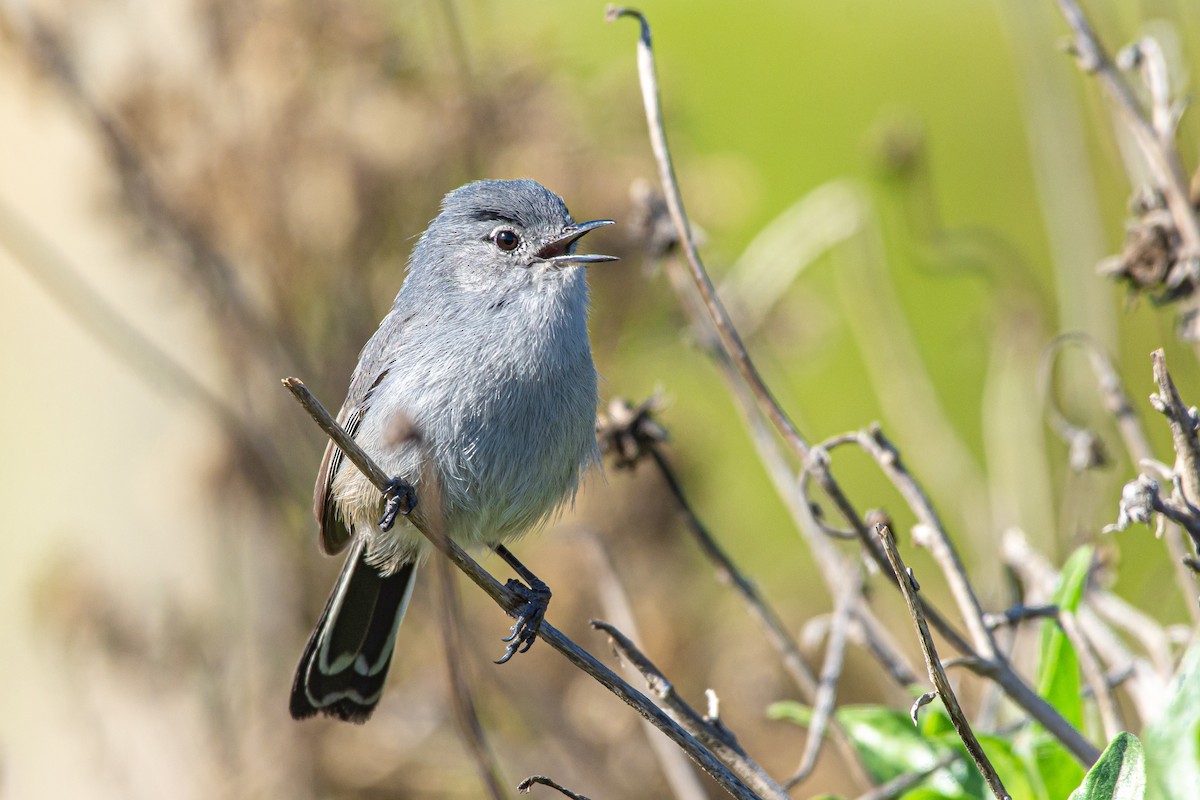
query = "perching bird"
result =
(290, 179, 616, 723)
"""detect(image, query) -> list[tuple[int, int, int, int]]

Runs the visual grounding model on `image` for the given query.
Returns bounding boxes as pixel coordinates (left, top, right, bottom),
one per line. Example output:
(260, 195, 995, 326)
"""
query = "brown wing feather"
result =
(313, 368, 392, 555)
(313, 406, 362, 554)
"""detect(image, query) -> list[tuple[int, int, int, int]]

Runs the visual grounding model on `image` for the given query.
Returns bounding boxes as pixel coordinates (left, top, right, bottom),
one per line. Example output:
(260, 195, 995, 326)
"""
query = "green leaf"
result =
(772, 702, 965, 793)
(897, 789, 963, 800)
(1068, 732, 1145, 800)
(767, 700, 813, 727)
(771, 702, 1036, 799)
(971, 734, 1039, 800)
(1025, 546, 1092, 800)
(1143, 641, 1200, 800)
(833, 706, 948, 785)
(1037, 545, 1092, 726)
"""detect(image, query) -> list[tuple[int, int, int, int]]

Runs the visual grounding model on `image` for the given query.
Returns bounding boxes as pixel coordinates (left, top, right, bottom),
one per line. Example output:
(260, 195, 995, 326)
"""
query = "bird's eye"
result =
(494, 229, 520, 252)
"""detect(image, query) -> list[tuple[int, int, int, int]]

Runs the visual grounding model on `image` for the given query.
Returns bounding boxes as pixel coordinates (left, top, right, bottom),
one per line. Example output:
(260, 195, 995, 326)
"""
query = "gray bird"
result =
(290, 179, 616, 723)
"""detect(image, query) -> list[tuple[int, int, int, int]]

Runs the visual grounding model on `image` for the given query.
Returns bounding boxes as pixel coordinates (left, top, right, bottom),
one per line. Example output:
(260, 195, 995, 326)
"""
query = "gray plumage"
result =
(291, 179, 613, 723)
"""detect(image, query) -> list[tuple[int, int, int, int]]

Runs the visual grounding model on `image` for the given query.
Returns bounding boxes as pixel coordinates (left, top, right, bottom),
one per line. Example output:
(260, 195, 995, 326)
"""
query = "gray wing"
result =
(314, 309, 413, 554)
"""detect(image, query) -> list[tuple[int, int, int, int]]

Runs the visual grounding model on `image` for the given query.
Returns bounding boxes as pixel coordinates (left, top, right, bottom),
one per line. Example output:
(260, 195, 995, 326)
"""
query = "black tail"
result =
(290, 540, 417, 723)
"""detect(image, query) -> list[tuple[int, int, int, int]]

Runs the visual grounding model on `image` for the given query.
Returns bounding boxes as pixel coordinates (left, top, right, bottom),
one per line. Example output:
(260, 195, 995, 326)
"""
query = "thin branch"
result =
(1042, 338, 1200, 617)
(517, 776, 594, 800)
(876, 525, 1010, 800)
(577, 530, 710, 800)
(852, 752, 959, 800)
(820, 431, 1100, 764)
(597, 396, 871, 788)
(591, 620, 790, 800)
(1002, 527, 1168, 723)
(605, 6, 809, 459)
(435, 548, 509, 800)
(983, 604, 1060, 631)
(1151, 349, 1200, 506)
(1058, 609, 1123, 741)
(859, 425, 999, 659)
(281, 378, 763, 800)
(1054, 0, 1200, 265)
(785, 564, 860, 788)
(642, 443, 869, 787)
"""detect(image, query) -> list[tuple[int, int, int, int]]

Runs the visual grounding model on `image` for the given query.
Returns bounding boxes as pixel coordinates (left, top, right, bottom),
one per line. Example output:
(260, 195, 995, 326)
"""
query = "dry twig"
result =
(785, 564, 860, 788)
(876, 525, 1011, 800)
(609, 4, 1097, 767)
(590, 621, 790, 800)
(597, 397, 870, 787)
(518, 775, 594, 800)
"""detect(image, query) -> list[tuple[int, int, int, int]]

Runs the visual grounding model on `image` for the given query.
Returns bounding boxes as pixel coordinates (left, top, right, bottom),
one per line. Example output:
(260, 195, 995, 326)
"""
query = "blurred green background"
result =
(2, 0, 1199, 797)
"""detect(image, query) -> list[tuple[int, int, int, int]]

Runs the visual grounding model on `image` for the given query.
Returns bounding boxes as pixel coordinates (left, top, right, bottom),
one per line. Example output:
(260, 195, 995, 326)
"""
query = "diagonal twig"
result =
(590, 620, 790, 800)
(876, 525, 1010, 800)
(785, 563, 860, 788)
(517, 775, 594, 800)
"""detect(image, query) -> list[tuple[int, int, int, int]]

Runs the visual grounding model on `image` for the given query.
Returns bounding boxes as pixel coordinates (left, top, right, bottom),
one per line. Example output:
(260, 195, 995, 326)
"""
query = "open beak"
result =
(535, 219, 619, 267)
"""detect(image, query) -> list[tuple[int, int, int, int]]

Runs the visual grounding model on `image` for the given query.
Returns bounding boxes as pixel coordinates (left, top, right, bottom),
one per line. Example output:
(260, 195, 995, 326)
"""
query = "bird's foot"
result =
(377, 477, 417, 531)
(496, 575, 552, 664)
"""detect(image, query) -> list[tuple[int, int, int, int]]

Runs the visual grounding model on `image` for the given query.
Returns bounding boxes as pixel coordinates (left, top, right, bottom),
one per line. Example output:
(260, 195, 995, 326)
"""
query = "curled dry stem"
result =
(609, 1, 1096, 768)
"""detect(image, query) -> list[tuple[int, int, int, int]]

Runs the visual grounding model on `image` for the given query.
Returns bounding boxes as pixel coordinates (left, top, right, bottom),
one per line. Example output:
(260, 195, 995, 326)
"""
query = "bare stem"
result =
(859, 426, 998, 659)
(785, 564, 860, 788)
(591, 620, 790, 800)
(642, 446, 870, 788)
(1058, 610, 1123, 741)
(1151, 349, 1200, 506)
(517, 776, 594, 800)
(876, 525, 1011, 800)
(606, 6, 809, 458)
(435, 552, 509, 800)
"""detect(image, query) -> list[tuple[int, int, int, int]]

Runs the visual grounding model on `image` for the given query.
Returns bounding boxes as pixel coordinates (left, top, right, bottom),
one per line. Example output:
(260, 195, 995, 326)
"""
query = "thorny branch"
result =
(281, 378, 762, 800)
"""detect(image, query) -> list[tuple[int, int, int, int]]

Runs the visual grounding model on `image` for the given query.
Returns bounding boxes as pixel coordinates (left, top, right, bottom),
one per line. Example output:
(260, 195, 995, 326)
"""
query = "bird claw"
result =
(495, 577, 551, 664)
(378, 477, 417, 532)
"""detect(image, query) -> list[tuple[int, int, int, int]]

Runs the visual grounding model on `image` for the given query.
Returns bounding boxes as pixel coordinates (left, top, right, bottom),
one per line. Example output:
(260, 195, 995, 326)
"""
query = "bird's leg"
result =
(493, 544, 552, 664)
(377, 477, 417, 532)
